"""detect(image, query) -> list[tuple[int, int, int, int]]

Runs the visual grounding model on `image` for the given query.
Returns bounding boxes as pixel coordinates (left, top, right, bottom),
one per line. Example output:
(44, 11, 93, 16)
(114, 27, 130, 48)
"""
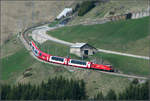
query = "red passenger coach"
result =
(49, 56, 68, 65)
(68, 59, 91, 69)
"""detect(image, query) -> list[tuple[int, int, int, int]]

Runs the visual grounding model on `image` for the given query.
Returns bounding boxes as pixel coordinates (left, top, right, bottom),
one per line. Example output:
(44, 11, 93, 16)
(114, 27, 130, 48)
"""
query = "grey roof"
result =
(70, 43, 87, 48)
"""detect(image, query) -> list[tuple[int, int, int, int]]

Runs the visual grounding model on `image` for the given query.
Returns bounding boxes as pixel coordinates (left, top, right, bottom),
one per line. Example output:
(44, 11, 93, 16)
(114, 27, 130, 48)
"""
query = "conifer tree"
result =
(94, 91, 104, 100)
(105, 89, 117, 100)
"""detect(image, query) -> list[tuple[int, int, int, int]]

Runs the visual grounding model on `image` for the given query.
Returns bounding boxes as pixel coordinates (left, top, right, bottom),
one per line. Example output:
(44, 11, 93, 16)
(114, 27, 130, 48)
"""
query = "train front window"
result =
(51, 56, 64, 62)
(71, 59, 86, 65)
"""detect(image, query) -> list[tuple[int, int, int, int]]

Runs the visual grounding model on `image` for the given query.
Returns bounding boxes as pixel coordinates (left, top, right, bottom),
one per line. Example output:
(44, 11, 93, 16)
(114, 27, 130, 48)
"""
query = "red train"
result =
(30, 41, 114, 72)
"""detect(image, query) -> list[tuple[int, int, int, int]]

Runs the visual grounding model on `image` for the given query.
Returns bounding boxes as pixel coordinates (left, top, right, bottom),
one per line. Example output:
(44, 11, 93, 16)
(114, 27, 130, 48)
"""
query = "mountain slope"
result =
(48, 17, 150, 56)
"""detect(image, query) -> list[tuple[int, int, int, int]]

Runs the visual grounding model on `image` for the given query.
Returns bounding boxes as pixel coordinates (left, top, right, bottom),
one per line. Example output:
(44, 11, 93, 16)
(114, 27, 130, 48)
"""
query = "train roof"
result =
(31, 41, 39, 50)
(39, 50, 50, 56)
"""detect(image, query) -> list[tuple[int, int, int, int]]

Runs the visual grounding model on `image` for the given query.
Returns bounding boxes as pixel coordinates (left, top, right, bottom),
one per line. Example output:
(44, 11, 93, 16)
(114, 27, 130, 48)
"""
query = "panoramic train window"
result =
(71, 59, 86, 65)
(34, 50, 38, 54)
(32, 46, 34, 50)
(51, 56, 64, 62)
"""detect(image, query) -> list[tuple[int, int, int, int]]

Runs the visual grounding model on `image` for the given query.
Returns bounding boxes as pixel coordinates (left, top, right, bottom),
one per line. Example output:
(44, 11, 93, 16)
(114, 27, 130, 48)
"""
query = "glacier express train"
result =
(30, 41, 114, 72)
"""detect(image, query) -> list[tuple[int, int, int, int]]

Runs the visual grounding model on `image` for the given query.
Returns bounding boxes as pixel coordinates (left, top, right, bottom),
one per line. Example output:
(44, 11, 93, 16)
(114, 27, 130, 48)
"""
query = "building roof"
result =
(57, 8, 72, 19)
(71, 43, 87, 48)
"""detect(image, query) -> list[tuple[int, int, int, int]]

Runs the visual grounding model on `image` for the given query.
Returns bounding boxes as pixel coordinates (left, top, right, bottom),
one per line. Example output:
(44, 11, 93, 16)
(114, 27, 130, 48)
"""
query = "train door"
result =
(64, 58, 67, 65)
(47, 56, 49, 61)
(87, 62, 91, 68)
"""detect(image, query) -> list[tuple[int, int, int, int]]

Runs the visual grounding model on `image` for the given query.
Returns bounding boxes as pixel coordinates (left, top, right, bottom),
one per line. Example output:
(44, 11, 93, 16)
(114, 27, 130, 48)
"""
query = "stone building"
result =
(70, 43, 97, 57)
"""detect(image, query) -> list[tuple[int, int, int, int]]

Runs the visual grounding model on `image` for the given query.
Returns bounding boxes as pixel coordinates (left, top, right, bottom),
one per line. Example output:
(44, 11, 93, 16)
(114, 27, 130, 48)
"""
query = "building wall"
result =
(107, 8, 150, 21)
(81, 48, 97, 56)
(70, 45, 97, 57)
(131, 10, 150, 19)
(70, 48, 81, 57)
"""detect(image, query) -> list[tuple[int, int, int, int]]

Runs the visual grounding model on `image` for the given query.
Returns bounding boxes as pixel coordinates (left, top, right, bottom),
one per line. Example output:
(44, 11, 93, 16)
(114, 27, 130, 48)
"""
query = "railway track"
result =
(20, 22, 149, 80)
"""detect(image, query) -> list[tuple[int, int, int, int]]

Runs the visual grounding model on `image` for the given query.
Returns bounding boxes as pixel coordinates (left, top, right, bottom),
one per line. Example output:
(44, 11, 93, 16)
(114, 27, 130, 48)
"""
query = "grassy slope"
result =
(39, 41, 149, 76)
(48, 20, 60, 27)
(37, 40, 81, 59)
(1, 1, 77, 45)
(1, 48, 36, 80)
(48, 17, 150, 56)
(3, 0, 148, 97)
(16, 60, 130, 96)
(38, 40, 70, 57)
(1, 35, 23, 58)
(93, 53, 149, 76)
(84, 71, 130, 96)
(1, 38, 130, 97)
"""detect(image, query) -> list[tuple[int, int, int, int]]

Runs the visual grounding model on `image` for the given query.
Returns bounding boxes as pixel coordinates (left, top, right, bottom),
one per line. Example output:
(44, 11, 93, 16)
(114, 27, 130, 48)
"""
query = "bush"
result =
(78, 1, 95, 16)
(73, 3, 80, 13)
(132, 78, 139, 85)
(23, 72, 32, 78)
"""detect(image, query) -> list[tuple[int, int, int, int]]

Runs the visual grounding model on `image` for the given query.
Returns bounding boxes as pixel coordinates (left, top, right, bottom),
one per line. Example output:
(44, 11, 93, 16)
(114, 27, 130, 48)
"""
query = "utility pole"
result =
(67, 47, 70, 58)
(101, 55, 103, 64)
(47, 45, 49, 54)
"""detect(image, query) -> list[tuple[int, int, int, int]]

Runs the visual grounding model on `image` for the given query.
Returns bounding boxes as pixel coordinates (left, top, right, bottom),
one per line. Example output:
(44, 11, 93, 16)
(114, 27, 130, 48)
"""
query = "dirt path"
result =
(32, 25, 74, 46)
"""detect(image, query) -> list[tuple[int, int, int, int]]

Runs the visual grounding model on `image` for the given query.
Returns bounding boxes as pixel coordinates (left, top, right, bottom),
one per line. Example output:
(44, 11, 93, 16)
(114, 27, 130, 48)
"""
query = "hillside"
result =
(1, 1, 77, 46)
(1, 38, 131, 97)
(1, 0, 149, 99)
(69, 0, 149, 25)
(37, 41, 149, 76)
(48, 17, 150, 56)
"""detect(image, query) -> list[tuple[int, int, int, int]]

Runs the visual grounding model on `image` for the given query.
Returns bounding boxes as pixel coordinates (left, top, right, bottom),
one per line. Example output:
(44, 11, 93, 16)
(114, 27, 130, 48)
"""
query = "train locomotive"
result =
(30, 41, 114, 72)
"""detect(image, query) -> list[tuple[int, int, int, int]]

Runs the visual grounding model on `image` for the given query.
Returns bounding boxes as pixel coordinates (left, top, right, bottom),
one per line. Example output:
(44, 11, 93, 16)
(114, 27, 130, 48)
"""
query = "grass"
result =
(37, 40, 81, 59)
(1, 1, 77, 45)
(92, 53, 149, 76)
(1, 48, 36, 80)
(83, 70, 130, 96)
(38, 40, 69, 57)
(48, 17, 150, 56)
(37, 41, 149, 76)
(48, 20, 60, 27)
(1, 38, 131, 97)
(17, 61, 72, 84)
(1, 35, 23, 58)
(15, 60, 130, 97)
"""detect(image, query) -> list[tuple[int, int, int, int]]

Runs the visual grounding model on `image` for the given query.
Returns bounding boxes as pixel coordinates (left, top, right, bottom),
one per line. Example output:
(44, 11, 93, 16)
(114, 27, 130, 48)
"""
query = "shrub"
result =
(78, 1, 95, 16)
